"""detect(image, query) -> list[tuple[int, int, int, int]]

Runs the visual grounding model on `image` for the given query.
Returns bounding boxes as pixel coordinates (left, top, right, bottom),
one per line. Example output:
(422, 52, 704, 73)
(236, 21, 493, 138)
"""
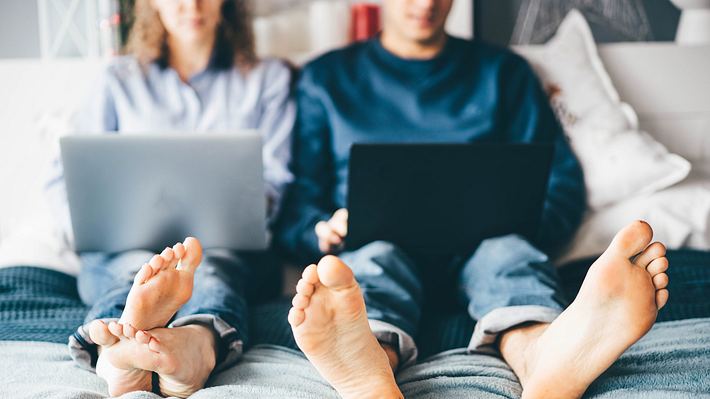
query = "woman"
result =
(46, 0, 294, 397)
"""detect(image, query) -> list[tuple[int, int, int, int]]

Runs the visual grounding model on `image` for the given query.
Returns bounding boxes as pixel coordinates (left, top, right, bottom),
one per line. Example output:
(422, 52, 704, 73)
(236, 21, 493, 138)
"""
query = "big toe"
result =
(177, 237, 203, 272)
(89, 320, 118, 346)
(317, 255, 356, 289)
(606, 220, 654, 259)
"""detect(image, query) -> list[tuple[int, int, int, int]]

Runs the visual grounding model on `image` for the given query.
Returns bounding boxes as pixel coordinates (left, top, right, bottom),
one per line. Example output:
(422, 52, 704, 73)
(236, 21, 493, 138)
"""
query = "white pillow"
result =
(515, 9, 691, 209)
(555, 169, 710, 265)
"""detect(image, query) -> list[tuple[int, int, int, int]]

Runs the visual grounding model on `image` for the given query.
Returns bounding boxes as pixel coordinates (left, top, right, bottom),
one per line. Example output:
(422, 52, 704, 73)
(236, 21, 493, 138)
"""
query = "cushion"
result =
(515, 10, 691, 209)
(556, 169, 710, 265)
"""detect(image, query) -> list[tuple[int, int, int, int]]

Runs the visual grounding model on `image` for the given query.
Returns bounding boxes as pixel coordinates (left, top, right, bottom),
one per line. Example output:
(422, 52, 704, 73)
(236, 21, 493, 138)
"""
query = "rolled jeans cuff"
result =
(69, 315, 243, 373)
(467, 305, 562, 353)
(369, 319, 418, 369)
(69, 317, 119, 371)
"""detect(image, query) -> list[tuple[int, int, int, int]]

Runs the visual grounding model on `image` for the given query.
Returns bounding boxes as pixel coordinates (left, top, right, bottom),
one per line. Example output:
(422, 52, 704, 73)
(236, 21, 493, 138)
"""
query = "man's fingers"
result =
(320, 222, 343, 245)
(329, 220, 347, 238)
(318, 240, 331, 254)
(329, 209, 349, 238)
(328, 232, 343, 246)
(315, 221, 333, 239)
(316, 221, 343, 253)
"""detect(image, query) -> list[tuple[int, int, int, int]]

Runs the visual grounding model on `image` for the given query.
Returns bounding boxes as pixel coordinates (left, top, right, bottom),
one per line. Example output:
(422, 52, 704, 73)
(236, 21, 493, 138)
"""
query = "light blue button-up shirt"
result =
(46, 56, 295, 244)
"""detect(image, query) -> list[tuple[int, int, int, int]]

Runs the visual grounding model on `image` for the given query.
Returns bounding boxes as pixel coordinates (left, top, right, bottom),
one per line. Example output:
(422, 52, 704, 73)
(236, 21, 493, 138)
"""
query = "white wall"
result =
(446, 0, 473, 39)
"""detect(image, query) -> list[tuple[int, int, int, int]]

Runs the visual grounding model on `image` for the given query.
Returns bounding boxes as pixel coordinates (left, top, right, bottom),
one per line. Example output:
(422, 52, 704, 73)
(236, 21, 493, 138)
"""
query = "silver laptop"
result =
(60, 133, 267, 253)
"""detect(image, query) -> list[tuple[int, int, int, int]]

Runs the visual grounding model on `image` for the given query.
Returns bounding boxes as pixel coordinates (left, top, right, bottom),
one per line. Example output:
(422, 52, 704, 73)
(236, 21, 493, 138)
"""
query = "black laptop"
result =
(346, 143, 554, 254)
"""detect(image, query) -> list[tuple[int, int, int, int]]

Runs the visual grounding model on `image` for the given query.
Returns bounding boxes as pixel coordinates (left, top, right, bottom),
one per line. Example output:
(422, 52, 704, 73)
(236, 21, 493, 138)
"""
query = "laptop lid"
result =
(60, 133, 267, 253)
(346, 143, 554, 254)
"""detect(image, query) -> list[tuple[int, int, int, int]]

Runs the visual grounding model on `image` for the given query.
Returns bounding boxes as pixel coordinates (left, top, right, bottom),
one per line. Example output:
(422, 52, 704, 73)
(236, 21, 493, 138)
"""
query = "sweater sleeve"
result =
(500, 55, 587, 254)
(273, 66, 336, 262)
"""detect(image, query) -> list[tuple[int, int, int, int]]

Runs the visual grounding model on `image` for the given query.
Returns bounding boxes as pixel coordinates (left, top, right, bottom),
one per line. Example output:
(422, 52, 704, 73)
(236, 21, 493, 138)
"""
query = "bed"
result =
(1, 252, 710, 398)
(1, 14, 710, 399)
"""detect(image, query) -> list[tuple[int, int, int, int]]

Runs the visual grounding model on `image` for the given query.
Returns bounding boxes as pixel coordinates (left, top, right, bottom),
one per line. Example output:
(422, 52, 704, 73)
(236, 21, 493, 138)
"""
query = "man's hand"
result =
(315, 208, 348, 254)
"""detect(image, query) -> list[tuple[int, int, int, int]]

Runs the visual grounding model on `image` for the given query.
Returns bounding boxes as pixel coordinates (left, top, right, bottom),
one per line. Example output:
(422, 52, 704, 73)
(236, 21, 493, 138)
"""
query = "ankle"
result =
(182, 324, 218, 364)
(522, 379, 585, 399)
(498, 323, 549, 385)
(340, 376, 403, 399)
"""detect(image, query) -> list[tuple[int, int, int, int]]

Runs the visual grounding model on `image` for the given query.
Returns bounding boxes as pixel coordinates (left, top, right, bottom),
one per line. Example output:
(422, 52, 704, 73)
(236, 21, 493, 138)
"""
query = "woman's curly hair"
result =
(124, 0, 256, 70)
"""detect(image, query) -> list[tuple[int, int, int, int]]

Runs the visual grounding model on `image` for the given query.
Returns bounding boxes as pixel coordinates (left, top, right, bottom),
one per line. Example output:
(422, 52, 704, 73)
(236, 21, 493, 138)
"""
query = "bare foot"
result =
(504, 221, 669, 399)
(94, 322, 216, 398)
(119, 237, 203, 331)
(288, 256, 403, 399)
(89, 320, 152, 396)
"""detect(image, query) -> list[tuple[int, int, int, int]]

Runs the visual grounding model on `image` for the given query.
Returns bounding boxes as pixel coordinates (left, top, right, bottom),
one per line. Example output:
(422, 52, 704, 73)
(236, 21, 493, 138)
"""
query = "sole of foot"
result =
(119, 237, 203, 331)
(520, 220, 669, 399)
(93, 321, 216, 399)
(89, 320, 153, 397)
(288, 256, 403, 399)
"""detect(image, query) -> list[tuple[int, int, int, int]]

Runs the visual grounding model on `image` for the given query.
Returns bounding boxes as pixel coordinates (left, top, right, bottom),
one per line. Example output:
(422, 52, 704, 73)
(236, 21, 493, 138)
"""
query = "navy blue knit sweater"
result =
(275, 36, 586, 262)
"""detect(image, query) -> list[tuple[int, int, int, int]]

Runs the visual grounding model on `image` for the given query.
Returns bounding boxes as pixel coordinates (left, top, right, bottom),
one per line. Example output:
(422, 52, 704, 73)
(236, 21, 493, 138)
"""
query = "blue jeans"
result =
(68, 248, 280, 372)
(340, 235, 567, 367)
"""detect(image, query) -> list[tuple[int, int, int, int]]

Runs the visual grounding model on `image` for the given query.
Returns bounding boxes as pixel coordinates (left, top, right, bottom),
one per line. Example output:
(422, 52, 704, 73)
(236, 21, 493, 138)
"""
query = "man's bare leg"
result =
(498, 221, 670, 399)
(288, 256, 403, 399)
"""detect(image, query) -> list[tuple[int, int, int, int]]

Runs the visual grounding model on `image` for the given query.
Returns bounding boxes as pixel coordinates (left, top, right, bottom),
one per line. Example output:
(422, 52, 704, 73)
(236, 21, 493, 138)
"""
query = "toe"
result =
(302, 264, 319, 285)
(652, 273, 669, 289)
(656, 289, 669, 309)
(296, 279, 315, 296)
(148, 336, 162, 353)
(172, 243, 186, 259)
(123, 323, 137, 339)
(136, 330, 152, 345)
(634, 242, 666, 268)
(108, 321, 124, 338)
(317, 255, 356, 289)
(646, 257, 669, 276)
(292, 293, 310, 309)
(89, 320, 119, 346)
(161, 247, 174, 262)
(161, 247, 180, 270)
(607, 220, 654, 259)
(134, 263, 153, 285)
(177, 237, 203, 273)
(288, 307, 305, 327)
(149, 255, 165, 272)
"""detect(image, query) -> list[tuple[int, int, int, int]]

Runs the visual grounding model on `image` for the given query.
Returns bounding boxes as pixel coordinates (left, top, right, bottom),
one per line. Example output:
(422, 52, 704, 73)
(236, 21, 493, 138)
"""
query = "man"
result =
(275, 0, 670, 398)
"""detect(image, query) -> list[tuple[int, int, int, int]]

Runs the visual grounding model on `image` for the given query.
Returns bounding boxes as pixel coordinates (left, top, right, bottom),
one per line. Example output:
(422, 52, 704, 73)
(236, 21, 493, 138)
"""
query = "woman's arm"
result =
(45, 64, 119, 247)
(258, 60, 296, 223)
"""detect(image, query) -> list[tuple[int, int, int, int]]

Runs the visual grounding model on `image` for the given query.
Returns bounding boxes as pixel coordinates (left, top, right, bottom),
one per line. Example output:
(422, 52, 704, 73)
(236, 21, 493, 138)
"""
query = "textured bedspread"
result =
(1, 250, 710, 398)
(2, 317, 709, 399)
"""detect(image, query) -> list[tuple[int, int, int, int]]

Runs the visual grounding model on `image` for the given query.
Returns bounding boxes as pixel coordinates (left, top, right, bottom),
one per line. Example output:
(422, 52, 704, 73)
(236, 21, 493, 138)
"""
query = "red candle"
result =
(351, 3, 381, 42)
